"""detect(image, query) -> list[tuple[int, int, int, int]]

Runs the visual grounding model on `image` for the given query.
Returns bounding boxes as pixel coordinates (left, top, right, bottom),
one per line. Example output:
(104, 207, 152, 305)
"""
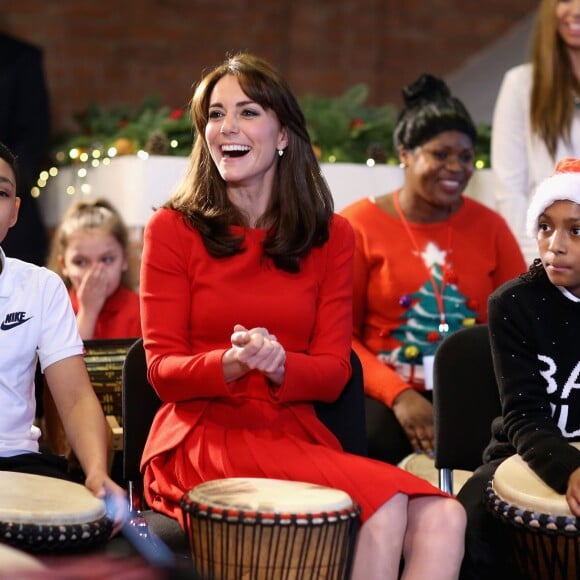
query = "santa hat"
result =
(526, 157, 580, 238)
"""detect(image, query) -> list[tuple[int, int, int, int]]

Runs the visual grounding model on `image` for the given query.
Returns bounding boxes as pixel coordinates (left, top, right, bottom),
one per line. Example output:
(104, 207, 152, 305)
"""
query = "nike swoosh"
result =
(1, 317, 32, 331)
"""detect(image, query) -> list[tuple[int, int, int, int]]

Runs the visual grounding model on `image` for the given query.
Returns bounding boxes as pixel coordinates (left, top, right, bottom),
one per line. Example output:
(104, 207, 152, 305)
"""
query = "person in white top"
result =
(0, 141, 125, 517)
(492, 0, 580, 264)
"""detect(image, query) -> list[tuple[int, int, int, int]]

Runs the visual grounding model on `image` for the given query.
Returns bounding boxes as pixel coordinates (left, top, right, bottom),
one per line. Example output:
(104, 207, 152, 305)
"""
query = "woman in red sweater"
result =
(139, 53, 467, 578)
(341, 74, 526, 465)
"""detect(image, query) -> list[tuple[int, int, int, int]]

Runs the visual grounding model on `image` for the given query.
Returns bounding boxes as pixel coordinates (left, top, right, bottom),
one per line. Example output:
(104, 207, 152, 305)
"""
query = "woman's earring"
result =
(278, 149, 284, 157)
(399, 161, 406, 168)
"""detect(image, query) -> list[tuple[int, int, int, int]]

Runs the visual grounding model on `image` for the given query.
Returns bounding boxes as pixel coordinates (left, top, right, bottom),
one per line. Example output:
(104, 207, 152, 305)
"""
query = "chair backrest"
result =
(122, 340, 368, 493)
(122, 337, 162, 490)
(433, 324, 501, 482)
(315, 350, 368, 457)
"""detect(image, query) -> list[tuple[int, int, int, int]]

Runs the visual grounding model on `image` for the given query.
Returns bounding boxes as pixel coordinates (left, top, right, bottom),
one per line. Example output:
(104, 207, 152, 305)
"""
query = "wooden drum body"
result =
(486, 452, 580, 580)
(0, 472, 112, 552)
(181, 477, 360, 580)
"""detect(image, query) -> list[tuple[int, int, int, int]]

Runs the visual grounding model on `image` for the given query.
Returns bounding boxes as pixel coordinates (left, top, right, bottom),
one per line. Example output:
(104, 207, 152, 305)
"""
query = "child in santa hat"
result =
(457, 157, 580, 579)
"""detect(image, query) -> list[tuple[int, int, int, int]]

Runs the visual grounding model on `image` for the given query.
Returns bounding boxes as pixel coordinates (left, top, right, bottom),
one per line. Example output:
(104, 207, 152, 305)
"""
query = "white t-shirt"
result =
(0, 248, 83, 455)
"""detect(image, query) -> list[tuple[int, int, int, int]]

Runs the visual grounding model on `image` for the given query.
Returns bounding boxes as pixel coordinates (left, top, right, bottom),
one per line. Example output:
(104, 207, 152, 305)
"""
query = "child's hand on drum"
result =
(86, 475, 128, 535)
(566, 467, 580, 516)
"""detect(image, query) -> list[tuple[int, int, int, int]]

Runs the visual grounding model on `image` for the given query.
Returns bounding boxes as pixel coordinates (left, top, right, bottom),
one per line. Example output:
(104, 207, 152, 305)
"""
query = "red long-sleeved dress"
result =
(140, 208, 447, 526)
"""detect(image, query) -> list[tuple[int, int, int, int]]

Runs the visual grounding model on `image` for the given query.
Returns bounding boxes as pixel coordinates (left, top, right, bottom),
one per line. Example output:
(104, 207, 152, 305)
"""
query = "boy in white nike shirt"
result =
(0, 141, 125, 509)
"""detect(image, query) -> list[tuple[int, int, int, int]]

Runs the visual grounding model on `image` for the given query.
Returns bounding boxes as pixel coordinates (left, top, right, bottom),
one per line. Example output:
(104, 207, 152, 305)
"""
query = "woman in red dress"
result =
(140, 53, 466, 579)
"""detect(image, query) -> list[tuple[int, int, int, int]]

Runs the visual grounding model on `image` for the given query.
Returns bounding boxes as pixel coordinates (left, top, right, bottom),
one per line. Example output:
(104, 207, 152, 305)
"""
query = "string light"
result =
(31, 140, 176, 201)
(31, 136, 488, 204)
(31, 148, 114, 200)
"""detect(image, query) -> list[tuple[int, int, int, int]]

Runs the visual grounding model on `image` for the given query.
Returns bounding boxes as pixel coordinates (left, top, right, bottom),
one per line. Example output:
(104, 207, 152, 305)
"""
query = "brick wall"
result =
(2, 0, 534, 135)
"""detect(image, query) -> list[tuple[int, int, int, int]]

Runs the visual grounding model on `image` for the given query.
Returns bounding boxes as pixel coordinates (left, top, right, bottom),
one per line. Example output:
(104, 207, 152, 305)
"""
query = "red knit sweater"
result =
(341, 196, 526, 407)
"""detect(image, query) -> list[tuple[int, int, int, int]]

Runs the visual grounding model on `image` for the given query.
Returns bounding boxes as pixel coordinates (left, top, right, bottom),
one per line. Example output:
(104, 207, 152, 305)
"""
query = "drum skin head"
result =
(186, 477, 353, 514)
(398, 452, 472, 494)
(494, 454, 573, 517)
(0, 471, 106, 525)
(0, 543, 45, 571)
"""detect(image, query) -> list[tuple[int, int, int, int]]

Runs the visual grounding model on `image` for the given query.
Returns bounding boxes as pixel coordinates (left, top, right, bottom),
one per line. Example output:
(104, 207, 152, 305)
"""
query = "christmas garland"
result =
(49, 86, 491, 169)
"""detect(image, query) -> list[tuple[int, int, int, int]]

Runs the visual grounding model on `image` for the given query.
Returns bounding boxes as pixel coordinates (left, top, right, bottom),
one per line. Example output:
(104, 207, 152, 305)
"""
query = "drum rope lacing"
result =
(182, 499, 361, 526)
(0, 518, 112, 552)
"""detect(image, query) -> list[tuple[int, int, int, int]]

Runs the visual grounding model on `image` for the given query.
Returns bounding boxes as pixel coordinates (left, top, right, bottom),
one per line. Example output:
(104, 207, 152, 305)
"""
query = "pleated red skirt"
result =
(143, 396, 448, 528)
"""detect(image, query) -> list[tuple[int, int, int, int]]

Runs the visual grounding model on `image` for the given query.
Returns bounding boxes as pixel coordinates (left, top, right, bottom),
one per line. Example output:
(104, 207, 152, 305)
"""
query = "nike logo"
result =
(1, 312, 32, 331)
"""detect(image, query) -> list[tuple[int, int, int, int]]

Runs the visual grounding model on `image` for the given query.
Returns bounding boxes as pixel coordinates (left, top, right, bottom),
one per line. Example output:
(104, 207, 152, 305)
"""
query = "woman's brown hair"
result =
(167, 53, 334, 273)
(530, 0, 579, 158)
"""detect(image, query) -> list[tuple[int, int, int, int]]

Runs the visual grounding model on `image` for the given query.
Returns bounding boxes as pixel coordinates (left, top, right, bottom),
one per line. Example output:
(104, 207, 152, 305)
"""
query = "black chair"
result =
(122, 338, 367, 557)
(314, 349, 368, 457)
(121, 338, 191, 561)
(433, 324, 501, 494)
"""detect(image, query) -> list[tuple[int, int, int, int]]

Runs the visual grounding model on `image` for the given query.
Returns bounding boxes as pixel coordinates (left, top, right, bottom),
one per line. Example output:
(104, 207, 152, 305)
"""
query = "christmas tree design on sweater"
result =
(379, 241, 477, 386)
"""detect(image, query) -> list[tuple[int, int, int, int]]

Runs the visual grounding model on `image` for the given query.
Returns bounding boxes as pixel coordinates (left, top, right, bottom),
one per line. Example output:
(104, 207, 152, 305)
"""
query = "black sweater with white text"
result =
(484, 271, 580, 494)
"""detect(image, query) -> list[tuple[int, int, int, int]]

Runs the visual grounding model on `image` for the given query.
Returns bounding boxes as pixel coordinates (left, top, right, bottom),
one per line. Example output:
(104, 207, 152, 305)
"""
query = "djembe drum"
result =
(398, 452, 472, 495)
(486, 452, 580, 580)
(0, 472, 112, 553)
(181, 477, 360, 580)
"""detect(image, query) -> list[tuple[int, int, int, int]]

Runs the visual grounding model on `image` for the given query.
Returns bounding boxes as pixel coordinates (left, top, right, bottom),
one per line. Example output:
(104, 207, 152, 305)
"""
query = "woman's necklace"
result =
(393, 189, 453, 334)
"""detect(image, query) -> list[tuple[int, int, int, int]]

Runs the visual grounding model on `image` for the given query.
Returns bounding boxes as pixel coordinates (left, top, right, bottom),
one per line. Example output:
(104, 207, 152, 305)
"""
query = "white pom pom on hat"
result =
(526, 157, 580, 238)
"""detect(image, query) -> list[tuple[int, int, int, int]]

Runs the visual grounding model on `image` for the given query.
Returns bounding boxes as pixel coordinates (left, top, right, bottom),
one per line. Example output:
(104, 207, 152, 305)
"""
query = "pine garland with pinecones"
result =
(51, 88, 491, 168)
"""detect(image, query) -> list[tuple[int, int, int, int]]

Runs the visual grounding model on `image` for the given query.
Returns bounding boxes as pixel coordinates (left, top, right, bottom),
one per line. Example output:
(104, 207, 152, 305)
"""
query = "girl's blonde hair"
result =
(530, 0, 579, 158)
(47, 198, 133, 288)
